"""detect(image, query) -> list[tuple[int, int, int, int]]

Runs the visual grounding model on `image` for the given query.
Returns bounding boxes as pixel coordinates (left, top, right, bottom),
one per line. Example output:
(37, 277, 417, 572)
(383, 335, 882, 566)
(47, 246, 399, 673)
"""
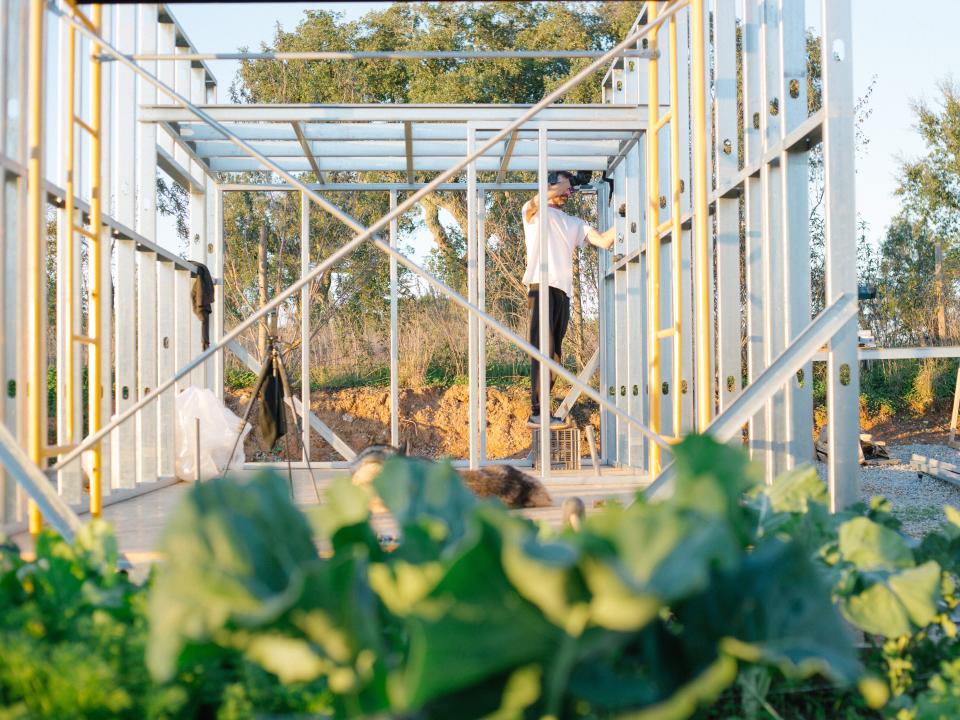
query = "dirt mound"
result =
(225, 384, 601, 462)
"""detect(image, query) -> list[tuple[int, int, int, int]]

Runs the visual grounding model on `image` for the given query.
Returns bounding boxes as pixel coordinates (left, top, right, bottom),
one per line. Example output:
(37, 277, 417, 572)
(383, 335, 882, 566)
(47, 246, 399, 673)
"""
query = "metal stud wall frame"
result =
(1, 0, 864, 535)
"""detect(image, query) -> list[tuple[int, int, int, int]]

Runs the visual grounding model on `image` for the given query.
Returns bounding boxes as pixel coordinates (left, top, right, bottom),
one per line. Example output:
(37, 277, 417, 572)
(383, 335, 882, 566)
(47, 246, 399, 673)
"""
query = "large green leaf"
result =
(842, 560, 942, 638)
(761, 464, 829, 514)
(838, 516, 915, 572)
(842, 582, 912, 638)
(393, 514, 561, 711)
(668, 435, 760, 529)
(587, 504, 742, 604)
(373, 457, 478, 553)
(679, 540, 860, 684)
(491, 510, 589, 631)
(147, 472, 319, 682)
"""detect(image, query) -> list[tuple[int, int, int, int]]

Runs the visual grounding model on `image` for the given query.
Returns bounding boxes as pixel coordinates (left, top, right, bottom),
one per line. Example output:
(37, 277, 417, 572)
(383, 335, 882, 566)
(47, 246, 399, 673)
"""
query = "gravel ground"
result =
(817, 443, 960, 538)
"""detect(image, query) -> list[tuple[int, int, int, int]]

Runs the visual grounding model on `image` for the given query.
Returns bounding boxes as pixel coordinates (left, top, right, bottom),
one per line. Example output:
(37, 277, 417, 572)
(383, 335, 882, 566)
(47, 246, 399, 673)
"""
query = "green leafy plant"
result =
(148, 436, 862, 719)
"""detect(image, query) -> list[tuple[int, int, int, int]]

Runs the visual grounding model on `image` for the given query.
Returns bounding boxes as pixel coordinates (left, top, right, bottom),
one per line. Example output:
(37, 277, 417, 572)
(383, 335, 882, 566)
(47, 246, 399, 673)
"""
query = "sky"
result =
(163, 0, 960, 251)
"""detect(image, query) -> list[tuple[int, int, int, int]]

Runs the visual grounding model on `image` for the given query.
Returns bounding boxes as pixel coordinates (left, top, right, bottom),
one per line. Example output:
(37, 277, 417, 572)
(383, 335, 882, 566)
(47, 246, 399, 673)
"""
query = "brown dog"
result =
(350, 445, 553, 511)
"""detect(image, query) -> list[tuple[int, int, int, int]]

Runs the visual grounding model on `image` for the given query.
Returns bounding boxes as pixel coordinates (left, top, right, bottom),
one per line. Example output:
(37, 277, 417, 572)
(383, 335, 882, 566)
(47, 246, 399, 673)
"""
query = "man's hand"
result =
(586, 226, 616, 250)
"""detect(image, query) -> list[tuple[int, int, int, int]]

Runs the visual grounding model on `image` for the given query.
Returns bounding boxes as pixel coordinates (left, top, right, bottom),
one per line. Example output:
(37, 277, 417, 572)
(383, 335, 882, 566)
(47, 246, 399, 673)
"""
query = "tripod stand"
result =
(223, 335, 322, 503)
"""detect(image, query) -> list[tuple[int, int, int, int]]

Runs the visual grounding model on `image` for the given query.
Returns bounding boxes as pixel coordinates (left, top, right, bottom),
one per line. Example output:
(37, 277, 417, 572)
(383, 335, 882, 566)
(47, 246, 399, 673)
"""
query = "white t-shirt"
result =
(521, 200, 590, 298)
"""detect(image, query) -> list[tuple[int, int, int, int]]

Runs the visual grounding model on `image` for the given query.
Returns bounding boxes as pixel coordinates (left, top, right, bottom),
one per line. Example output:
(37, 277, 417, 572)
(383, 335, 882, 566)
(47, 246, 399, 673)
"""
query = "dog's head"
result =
(350, 442, 410, 487)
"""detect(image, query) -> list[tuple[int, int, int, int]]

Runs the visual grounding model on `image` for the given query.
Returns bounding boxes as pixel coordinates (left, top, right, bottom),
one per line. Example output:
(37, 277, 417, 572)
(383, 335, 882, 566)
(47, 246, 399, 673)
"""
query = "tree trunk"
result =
(257, 222, 269, 361)
(935, 240, 946, 341)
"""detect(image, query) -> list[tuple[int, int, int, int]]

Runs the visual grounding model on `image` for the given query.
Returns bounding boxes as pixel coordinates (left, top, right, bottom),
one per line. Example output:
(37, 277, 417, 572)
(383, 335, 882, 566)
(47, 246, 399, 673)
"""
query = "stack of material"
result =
(815, 426, 897, 465)
(911, 454, 960, 488)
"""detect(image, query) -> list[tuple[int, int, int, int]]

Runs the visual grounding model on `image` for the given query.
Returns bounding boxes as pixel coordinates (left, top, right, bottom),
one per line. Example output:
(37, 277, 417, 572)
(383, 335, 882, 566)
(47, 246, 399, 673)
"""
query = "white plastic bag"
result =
(175, 386, 251, 481)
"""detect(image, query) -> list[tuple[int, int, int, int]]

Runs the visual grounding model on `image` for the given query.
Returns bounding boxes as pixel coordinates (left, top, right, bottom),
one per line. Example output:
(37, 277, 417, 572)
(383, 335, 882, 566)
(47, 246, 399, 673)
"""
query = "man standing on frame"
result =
(522, 170, 615, 428)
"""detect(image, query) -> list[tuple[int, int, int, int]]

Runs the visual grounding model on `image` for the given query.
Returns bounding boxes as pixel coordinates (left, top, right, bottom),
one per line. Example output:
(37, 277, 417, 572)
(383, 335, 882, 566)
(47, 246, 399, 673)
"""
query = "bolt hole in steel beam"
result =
(769, 97, 779, 116)
(832, 39, 846, 62)
(681, 379, 688, 395)
(727, 375, 736, 393)
(662, 382, 670, 395)
(796, 369, 805, 388)
(722, 139, 732, 155)
(789, 79, 800, 99)
(840, 363, 851, 386)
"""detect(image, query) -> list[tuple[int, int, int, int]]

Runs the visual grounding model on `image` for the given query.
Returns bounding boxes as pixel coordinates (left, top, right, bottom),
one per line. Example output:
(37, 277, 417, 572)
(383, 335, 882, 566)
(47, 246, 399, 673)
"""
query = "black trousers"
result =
(527, 285, 570, 415)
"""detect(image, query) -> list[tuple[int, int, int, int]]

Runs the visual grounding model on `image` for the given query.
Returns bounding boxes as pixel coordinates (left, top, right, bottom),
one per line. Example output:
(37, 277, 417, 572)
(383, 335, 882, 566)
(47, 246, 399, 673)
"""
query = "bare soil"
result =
(225, 386, 955, 464)
(814, 399, 956, 446)
(225, 384, 603, 462)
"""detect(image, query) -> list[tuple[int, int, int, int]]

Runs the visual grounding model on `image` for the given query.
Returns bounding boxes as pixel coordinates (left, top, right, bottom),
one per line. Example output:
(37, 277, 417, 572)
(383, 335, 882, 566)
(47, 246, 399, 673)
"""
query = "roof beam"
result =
(208, 156, 611, 173)
(157, 145, 206, 190)
(189, 139, 621, 159)
(497, 129, 520, 183)
(404, 121, 414, 183)
(292, 121, 325, 184)
(159, 121, 216, 184)
(179, 123, 640, 142)
(108, 48, 658, 63)
(140, 103, 645, 124)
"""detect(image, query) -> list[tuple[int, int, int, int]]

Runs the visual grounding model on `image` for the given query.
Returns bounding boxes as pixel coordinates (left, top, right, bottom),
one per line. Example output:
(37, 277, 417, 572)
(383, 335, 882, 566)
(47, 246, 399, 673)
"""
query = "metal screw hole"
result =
(789, 79, 800, 99)
(722, 139, 732, 155)
(661, 381, 669, 395)
(726, 375, 736, 392)
(796, 369, 805, 387)
(681, 379, 688, 394)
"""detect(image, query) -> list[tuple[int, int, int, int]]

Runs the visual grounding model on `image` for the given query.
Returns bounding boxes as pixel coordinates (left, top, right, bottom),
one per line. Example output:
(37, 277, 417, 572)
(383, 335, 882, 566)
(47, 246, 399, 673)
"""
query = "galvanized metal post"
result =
(136, 3, 160, 484)
(301, 192, 311, 461)
(821, 0, 860, 510)
(760, 0, 788, 475)
(612, 66, 629, 466)
(690, 0, 711, 431)
(477, 188, 488, 463)
(779, 0, 814, 468)
(467, 125, 479, 469)
(537, 128, 551, 479)
(113, 2, 138, 490)
(713, 0, 742, 414)
(389, 190, 399, 447)
(646, 1, 663, 474)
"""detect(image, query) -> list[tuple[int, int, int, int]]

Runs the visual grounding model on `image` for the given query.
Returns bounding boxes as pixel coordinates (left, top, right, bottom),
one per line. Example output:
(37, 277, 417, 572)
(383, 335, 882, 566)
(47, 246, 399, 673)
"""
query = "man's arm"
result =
(585, 225, 615, 250)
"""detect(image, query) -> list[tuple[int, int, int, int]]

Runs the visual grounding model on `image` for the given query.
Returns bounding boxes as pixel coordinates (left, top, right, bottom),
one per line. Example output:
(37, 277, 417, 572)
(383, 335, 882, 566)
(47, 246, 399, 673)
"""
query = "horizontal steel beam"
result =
(180, 123, 639, 143)
(107, 48, 658, 62)
(218, 182, 600, 193)
(157, 146, 205, 192)
(140, 103, 645, 124)
(190, 138, 622, 159)
(812, 346, 960, 361)
(207, 156, 612, 172)
(645, 293, 859, 500)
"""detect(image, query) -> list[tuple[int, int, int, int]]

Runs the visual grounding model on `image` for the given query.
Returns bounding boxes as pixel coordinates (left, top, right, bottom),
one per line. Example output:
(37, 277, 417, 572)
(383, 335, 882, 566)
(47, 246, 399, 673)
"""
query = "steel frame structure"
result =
(1, 0, 866, 534)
